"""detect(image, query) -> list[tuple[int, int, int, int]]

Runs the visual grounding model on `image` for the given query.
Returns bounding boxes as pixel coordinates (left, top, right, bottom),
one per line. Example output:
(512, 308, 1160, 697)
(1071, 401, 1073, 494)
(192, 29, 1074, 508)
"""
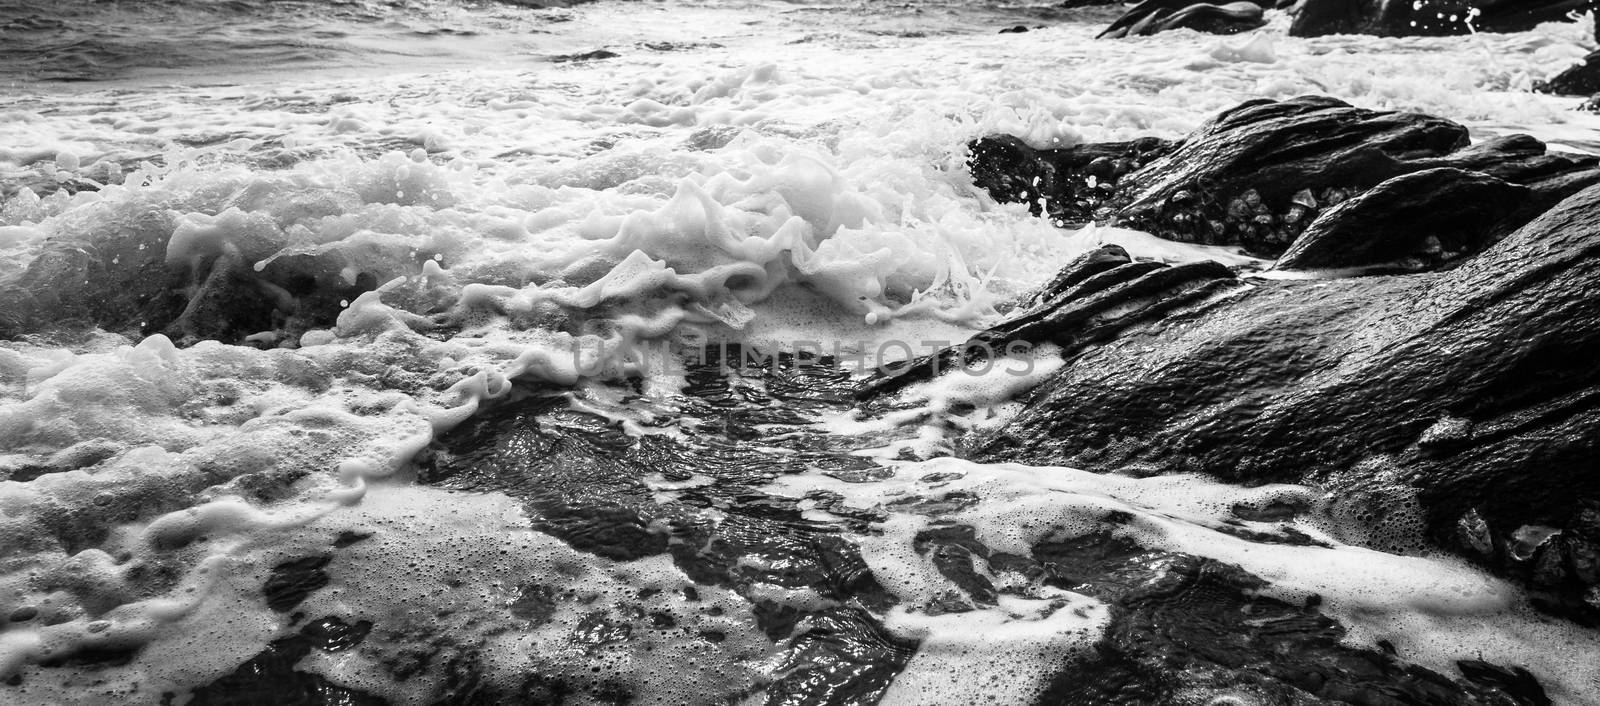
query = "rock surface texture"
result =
(914, 185, 1600, 624)
(968, 95, 1600, 263)
(1097, 0, 1267, 38)
(935, 96, 1600, 623)
(1535, 49, 1600, 97)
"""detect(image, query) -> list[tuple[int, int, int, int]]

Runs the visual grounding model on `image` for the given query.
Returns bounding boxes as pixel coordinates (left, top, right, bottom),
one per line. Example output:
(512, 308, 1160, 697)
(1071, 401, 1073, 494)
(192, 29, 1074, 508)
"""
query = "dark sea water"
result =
(0, 0, 1124, 83)
(0, 0, 590, 82)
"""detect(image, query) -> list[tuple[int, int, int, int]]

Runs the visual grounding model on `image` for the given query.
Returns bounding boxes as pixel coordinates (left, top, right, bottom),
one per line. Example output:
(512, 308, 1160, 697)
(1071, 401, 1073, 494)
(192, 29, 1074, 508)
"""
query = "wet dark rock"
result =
(37, 645, 142, 669)
(1098, 0, 1266, 38)
(1458, 661, 1552, 706)
(188, 616, 384, 706)
(571, 611, 634, 650)
(506, 673, 632, 706)
(332, 530, 372, 548)
(1290, 0, 1596, 37)
(300, 616, 374, 653)
(1210, 521, 1332, 547)
(967, 133, 1176, 227)
(263, 555, 332, 613)
(889, 490, 981, 515)
(1230, 496, 1310, 522)
(762, 608, 917, 706)
(999, 24, 1030, 33)
(960, 183, 1600, 622)
(550, 49, 619, 62)
(423, 354, 911, 704)
(1112, 95, 1465, 254)
(914, 524, 999, 605)
(535, 497, 667, 561)
(884, 522, 1547, 704)
(1034, 548, 1542, 705)
(407, 329, 1580, 703)
(509, 583, 558, 625)
(970, 96, 1600, 259)
(1535, 49, 1600, 97)
(860, 245, 1242, 398)
(1274, 167, 1531, 272)
(421, 395, 670, 561)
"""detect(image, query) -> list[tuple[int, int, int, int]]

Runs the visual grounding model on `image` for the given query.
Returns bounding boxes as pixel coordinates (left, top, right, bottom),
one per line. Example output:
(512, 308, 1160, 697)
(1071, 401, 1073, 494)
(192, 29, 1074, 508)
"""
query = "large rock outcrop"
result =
(968, 96, 1600, 262)
(926, 182, 1600, 622)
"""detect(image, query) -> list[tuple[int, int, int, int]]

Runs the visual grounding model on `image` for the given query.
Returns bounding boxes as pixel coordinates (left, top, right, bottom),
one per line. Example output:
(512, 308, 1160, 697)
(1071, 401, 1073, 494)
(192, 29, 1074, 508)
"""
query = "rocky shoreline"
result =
(3, 4, 1600, 702)
(879, 94, 1600, 631)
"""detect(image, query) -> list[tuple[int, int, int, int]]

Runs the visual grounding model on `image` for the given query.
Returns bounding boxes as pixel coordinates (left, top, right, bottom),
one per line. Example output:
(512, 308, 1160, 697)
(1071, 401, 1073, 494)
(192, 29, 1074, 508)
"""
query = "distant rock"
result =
(1535, 50, 1600, 97)
(1290, 0, 1597, 38)
(1098, 0, 1266, 38)
(550, 49, 619, 62)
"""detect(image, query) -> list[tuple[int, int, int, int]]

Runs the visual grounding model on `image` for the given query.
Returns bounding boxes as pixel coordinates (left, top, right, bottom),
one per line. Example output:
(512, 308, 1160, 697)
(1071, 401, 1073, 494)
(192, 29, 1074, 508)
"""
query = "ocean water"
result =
(4, 1, 1600, 703)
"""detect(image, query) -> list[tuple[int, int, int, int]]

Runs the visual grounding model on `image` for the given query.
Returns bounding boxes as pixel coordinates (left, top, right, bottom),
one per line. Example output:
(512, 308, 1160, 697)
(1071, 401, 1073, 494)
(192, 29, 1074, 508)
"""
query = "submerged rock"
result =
(969, 96, 1600, 259)
(188, 616, 382, 706)
(954, 183, 1600, 622)
(262, 555, 332, 613)
(0, 223, 384, 346)
(404, 344, 1549, 705)
(419, 357, 911, 705)
(1098, 0, 1267, 38)
(550, 49, 620, 62)
(1289, 0, 1596, 38)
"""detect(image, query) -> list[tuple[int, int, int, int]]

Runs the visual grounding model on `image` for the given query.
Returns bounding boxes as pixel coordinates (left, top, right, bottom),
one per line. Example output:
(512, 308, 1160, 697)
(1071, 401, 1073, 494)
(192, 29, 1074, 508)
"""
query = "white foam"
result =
(818, 343, 1066, 459)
